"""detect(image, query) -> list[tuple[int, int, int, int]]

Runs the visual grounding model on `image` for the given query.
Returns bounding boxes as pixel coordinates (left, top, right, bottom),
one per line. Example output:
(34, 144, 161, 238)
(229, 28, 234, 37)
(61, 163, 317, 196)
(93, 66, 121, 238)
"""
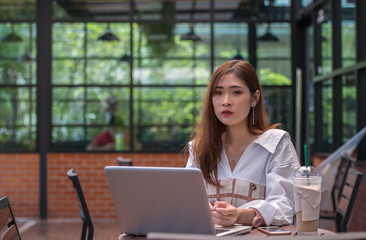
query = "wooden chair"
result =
(335, 168, 362, 232)
(67, 169, 94, 240)
(0, 196, 21, 240)
(320, 156, 353, 219)
(116, 157, 133, 166)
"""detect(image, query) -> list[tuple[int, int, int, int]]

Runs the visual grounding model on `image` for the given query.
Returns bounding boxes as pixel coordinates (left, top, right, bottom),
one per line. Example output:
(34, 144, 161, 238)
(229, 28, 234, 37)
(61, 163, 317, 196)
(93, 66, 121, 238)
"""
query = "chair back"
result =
(117, 157, 133, 166)
(0, 196, 21, 240)
(67, 169, 94, 240)
(331, 156, 353, 211)
(336, 168, 363, 232)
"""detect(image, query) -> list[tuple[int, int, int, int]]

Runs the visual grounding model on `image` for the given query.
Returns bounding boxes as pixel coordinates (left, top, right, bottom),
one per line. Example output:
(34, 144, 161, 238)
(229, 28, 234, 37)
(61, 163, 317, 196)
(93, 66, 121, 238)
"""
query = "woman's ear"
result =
(251, 90, 260, 107)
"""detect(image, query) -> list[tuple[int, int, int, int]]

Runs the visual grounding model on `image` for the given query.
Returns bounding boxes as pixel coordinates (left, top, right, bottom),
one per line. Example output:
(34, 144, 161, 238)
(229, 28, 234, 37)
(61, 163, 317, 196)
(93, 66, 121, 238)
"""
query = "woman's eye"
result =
(215, 91, 222, 95)
(233, 90, 242, 95)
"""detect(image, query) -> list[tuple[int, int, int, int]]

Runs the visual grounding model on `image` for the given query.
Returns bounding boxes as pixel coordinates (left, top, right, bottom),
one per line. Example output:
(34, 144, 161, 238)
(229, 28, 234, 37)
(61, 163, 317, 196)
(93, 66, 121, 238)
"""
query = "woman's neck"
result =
(225, 122, 251, 147)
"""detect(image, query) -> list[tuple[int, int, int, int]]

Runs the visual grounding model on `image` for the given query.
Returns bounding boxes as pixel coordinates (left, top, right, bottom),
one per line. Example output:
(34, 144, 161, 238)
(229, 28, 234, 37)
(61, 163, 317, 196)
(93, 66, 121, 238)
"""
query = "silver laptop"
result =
(105, 166, 251, 237)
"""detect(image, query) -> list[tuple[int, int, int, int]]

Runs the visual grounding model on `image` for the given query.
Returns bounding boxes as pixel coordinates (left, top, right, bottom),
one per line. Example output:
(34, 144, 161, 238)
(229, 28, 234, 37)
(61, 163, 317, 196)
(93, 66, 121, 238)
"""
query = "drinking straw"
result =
(304, 144, 310, 178)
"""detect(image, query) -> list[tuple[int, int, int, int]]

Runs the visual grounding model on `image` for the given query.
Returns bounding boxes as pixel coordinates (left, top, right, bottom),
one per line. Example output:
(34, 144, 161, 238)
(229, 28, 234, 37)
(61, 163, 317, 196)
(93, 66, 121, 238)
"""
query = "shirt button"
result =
(251, 184, 257, 191)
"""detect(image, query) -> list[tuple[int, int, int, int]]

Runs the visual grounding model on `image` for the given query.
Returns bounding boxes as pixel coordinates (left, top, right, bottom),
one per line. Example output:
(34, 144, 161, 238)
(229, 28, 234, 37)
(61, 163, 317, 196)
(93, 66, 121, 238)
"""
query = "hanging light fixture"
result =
(257, 23, 279, 42)
(98, 23, 120, 41)
(231, 24, 245, 60)
(180, 24, 202, 41)
(231, 51, 245, 61)
(1, 24, 22, 42)
(180, 1, 201, 42)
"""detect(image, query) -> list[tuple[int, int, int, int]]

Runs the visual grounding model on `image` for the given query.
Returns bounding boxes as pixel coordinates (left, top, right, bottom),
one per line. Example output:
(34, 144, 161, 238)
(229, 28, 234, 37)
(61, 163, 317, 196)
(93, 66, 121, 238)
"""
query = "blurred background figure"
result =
(86, 116, 117, 151)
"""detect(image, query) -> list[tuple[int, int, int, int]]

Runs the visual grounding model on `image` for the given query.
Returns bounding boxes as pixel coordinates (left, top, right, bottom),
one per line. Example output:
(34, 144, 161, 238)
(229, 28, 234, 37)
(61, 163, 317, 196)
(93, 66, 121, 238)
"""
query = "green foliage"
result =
(258, 68, 291, 85)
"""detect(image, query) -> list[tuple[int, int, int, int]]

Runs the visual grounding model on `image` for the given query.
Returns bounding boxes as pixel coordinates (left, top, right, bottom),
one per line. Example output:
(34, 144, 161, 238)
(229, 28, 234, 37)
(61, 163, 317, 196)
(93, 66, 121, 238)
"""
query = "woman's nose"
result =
(222, 94, 232, 106)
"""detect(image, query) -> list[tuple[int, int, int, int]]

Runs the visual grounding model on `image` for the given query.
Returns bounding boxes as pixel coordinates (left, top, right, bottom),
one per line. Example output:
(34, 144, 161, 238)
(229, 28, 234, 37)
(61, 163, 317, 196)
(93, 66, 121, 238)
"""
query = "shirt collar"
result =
(253, 129, 287, 154)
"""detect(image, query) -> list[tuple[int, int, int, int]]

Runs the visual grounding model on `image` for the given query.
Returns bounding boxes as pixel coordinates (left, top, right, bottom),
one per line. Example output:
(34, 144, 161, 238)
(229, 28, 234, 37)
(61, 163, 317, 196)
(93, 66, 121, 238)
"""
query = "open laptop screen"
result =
(105, 166, 216, 236)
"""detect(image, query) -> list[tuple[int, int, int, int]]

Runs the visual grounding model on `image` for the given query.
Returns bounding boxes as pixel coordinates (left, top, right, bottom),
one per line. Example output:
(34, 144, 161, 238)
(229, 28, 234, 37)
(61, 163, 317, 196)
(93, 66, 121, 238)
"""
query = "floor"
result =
(18, 218, 121, 240)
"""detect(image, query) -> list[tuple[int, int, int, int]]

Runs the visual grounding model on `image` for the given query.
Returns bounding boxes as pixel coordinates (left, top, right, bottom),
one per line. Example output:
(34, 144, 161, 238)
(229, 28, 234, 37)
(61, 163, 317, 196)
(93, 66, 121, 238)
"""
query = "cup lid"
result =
(294, 166, 320, 177)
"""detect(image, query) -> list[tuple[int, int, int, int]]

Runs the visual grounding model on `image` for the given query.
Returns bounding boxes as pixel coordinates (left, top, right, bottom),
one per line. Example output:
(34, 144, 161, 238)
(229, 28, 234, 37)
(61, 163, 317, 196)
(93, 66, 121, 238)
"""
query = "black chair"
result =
(335, 168, 362, 232)
(320, 156, 353, 219)
(0, 196, 21, 240)
(67, 169, 94, 240)
(116, 157, 133, 166)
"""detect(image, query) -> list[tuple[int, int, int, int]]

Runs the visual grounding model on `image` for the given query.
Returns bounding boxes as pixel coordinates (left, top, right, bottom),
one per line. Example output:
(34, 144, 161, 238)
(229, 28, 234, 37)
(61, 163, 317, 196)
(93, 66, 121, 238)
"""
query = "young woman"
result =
(186, 60, 300, 227)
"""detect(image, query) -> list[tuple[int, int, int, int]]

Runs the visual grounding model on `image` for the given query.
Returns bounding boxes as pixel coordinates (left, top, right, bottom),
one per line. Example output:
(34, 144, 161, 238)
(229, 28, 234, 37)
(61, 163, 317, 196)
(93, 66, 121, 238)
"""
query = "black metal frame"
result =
(336, 168, 363, 232)
(0, 196, 21, 240)
(67, 169, 94, 240)
(320, 156, 353, 220)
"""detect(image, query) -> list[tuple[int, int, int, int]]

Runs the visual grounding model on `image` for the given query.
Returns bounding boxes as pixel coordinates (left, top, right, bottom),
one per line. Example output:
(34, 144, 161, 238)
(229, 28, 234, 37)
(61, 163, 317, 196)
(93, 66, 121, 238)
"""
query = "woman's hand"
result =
(211, 201, 256, 226)
(211, 201, 238, 226)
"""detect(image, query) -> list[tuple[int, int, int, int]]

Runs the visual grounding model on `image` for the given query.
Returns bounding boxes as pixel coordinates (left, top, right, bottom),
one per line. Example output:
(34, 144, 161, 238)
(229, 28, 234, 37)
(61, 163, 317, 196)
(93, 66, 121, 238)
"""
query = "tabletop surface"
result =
(118, 225, 339, 240)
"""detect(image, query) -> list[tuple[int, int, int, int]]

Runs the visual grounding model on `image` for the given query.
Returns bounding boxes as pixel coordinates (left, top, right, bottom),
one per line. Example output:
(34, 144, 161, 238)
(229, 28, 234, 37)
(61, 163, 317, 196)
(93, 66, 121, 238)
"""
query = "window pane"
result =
(133, 87, 205, 151)
(52, 87, 85, 125)
(53, 23, 85, 58)
(321, 80, 333, 152)
(0, 23, 36, 62)
(87, 23, 128, 58)
(86, 60, 130, 85)
(53, 60, 85, 85)
(0, 87, 36, 151)
(257, 22, 291, 82)
(0, 2, 36, 21)
(133, 23, 211, 85)
(342, 74, 357, 141)
(341, 1, 356, 67)
(262, 86, 292, 132)
(214, 23, 248, 63)
(52, 126, 86, 151)
(86, 87, 130, 126)
(320, 3, 332, 74)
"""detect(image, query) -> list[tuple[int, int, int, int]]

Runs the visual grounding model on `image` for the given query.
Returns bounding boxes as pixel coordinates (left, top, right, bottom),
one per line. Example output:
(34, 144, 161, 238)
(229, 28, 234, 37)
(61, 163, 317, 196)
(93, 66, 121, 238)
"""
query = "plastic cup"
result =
(293, 166, 322, 235)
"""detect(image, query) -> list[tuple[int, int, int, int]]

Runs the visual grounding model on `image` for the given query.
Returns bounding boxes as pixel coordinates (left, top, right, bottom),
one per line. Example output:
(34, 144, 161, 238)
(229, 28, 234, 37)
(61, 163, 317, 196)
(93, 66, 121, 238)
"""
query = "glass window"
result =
(133, 23, 211, 85)
(320, 80, 333, 152)
(320, 4, 332, 74)
(0, 22, 36, 152)
(213, 23, 248, 67)
(341, 1, 356, 67)
(257, 22, 291, 80)
(342, 74, 357, 142)
(133, 87, 205, 151)
(257, 22, 292, 133)
(0, 1, 35, 21)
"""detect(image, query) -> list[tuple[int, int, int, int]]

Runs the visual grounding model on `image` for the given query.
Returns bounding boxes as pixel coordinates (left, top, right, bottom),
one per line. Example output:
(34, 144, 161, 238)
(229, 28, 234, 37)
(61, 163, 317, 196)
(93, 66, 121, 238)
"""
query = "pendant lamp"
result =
(258, 23, 279, 42)
(98, 23, 120, 41)
(1, 24, 22, 42)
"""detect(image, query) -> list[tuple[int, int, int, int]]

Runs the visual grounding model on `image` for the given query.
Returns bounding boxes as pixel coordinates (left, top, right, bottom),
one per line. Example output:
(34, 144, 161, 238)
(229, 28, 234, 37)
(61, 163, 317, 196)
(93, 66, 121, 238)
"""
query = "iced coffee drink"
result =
(293, 167, 322, 235)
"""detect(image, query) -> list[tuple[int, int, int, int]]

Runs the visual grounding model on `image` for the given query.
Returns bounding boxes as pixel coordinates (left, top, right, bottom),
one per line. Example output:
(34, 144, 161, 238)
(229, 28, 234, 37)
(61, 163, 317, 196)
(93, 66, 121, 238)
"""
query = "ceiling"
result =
(55, 0, 290, 22)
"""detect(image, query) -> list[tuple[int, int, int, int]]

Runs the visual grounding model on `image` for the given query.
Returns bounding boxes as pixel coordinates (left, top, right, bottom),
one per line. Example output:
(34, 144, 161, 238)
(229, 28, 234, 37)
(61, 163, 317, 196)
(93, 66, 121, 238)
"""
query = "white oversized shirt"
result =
(186, 129, 300, 226)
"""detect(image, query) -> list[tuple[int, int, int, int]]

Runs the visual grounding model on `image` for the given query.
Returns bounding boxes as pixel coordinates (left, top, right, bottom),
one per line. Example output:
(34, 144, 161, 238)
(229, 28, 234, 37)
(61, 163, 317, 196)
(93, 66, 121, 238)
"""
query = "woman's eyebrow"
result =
(215, 85, 243, 89)
(229, 85, 243, 89)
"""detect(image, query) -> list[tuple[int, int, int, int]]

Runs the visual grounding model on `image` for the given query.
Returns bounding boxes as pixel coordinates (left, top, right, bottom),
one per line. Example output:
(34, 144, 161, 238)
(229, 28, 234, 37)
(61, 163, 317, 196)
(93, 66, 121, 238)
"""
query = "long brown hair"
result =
(188, 60, 279, 186)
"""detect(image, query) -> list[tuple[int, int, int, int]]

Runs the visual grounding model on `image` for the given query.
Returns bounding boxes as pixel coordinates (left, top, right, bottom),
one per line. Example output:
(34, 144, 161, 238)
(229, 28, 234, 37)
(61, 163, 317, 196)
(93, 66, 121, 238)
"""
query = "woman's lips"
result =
(222, 110, 233, 117)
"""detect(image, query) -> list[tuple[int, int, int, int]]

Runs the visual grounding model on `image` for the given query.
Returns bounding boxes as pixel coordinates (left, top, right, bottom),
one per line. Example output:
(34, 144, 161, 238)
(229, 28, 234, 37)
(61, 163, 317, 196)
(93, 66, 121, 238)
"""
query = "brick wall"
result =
(0, 154, 40, 217)
(1, 153, 187, 219)
(1, 153, 365, 231)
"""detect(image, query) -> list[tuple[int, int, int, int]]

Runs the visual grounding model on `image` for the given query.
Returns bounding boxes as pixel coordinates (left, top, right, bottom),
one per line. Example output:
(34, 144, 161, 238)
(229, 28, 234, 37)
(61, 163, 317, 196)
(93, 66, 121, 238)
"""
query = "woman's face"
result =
(212, 73, 258, 127)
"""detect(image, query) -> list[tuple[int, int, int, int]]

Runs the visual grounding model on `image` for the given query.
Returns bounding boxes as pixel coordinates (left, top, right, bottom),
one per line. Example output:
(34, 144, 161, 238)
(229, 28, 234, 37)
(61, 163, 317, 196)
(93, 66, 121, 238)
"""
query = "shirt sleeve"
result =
(185, 141, 199, 169)
(238, 133, 300, 226)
